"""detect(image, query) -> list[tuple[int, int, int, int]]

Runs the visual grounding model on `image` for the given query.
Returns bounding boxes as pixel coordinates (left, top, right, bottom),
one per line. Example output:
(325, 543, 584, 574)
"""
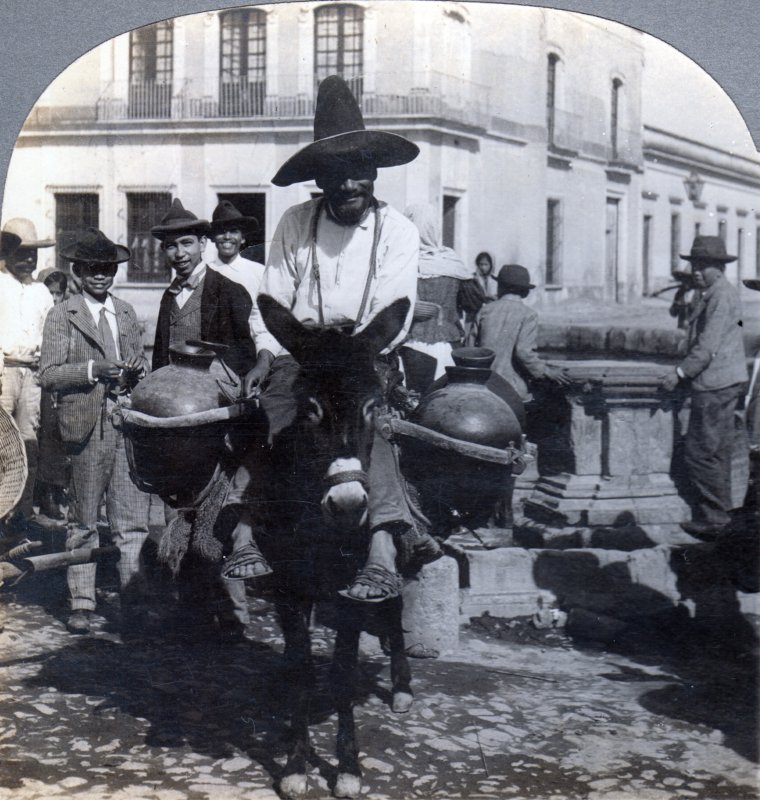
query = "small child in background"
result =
(36, 270, 71, 520)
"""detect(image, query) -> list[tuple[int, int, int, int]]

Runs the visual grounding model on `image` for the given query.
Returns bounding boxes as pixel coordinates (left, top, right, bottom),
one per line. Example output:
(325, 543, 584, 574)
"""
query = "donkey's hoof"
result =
(392, 691, 414, 714)
(279, 773, 307, 798)
(334, 773, 362, 798)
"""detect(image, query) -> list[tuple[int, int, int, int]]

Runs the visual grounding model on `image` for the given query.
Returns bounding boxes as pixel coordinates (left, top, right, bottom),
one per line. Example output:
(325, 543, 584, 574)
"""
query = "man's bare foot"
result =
(221, 541, 272, 581)
(343, 529, 400, 602)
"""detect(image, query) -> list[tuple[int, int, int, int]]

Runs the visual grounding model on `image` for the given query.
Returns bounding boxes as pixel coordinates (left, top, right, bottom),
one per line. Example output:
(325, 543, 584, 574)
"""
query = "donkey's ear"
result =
(353, 297, 411, 355)
(257, 294, 318, 362)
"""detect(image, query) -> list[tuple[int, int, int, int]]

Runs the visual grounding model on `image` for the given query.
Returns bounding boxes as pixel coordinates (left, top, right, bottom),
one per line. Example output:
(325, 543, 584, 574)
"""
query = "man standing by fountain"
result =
(660, 236, 748, 540)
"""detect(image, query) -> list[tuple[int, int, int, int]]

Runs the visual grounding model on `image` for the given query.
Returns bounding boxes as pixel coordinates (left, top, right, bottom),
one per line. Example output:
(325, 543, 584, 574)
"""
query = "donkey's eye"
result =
(305, 397, 324, 424)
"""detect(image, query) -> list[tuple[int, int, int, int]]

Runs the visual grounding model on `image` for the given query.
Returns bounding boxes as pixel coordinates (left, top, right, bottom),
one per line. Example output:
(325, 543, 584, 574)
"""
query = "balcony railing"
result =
(95, 72, 491, 128)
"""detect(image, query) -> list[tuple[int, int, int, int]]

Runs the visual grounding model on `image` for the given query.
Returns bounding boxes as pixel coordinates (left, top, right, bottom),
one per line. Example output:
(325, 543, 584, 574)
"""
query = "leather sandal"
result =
(221, 541, 273, 581)
(338, 563, 403, 604)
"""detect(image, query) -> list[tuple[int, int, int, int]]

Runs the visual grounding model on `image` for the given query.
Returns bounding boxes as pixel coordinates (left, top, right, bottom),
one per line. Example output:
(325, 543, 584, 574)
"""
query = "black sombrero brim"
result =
(272, 129, 419, 187)
(60, 243, 131, 264)
(743, 279, 760, 292)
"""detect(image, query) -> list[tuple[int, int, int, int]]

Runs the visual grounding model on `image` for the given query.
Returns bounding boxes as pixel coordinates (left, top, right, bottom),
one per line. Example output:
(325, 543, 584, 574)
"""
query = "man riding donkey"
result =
(223, 75, 443, 602)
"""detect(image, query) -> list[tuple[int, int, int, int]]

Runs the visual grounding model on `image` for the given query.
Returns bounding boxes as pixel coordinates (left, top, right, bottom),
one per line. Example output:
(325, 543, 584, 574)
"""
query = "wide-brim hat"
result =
(497, 263, 535, 290)
(272, 75, 419, 187)
(743, 278, 760, 292)
(2, 218, 54, 248)
(680, 235, 736, 263)
(60, 228, 131, 264)
(150, 198, 211, 240)
(0, 231, 21, 258)
(209, 200, 259, 236)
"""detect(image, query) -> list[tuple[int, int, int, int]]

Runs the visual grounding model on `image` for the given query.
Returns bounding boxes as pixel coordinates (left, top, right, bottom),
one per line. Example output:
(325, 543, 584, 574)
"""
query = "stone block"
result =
(401, 556, 459, 657)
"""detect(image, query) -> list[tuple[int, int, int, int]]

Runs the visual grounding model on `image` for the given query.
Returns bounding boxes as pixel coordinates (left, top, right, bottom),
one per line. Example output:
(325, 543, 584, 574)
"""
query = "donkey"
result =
(251, 294, 413, 799)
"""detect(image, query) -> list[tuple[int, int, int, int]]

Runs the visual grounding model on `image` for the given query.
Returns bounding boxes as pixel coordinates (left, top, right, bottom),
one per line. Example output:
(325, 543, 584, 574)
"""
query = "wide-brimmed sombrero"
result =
(272, 75, 419, 187)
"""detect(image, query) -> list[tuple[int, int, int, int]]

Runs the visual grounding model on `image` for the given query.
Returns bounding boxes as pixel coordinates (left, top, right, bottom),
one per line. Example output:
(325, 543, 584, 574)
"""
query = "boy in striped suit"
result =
(40, 229, 150, 635)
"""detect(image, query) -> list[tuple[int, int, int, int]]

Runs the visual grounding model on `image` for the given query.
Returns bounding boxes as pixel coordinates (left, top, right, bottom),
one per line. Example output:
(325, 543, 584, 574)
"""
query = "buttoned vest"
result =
(169, 280, 204, 351)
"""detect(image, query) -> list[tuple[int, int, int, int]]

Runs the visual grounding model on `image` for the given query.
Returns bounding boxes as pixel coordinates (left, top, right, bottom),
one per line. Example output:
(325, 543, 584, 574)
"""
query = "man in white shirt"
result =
(207, 200, 265, 335)
(39, 228, 150, 635)
(0, 219, 55, 530)
(224, 75, 431, 602)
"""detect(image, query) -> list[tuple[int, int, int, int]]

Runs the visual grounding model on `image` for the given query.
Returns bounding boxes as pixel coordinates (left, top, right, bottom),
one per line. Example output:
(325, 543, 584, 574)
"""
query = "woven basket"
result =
(0, 405, 28, 519)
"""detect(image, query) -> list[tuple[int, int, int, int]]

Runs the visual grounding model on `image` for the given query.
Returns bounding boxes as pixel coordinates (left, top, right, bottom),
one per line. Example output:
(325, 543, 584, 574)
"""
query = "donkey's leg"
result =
(277, 599, 314, 799)
(332, 603, 363, 799)
(384, 596, 414, 714)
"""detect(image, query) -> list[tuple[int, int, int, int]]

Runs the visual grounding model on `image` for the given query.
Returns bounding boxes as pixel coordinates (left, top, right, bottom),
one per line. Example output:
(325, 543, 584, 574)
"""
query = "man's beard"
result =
(326, 193, 373, 226)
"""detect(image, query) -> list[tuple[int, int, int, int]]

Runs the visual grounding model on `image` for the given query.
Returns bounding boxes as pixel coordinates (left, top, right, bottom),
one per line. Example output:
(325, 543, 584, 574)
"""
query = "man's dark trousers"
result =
(684, 382, 745, 525)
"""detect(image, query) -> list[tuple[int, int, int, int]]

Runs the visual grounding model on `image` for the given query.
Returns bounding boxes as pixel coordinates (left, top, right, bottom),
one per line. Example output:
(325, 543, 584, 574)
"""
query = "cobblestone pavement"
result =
(0, 567, 757, 800)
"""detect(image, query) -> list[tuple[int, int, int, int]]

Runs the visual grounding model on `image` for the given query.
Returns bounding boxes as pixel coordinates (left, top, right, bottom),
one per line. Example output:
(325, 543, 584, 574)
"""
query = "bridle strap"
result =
(323, 469, 369, 489)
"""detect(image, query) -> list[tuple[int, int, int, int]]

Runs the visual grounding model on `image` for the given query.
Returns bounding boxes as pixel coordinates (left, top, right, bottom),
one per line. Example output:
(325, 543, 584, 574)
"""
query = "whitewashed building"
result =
(5, 2, 760, 335)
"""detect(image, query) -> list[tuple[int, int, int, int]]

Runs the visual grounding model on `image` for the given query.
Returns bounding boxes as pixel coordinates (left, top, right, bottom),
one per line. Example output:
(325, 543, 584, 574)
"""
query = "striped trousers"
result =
(65, 400, 150, 612)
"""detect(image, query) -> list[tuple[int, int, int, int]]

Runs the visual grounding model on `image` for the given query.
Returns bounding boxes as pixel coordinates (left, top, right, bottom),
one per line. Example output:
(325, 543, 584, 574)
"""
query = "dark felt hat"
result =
(150, 198, 211, 240)
(497, 264, 535, 290)
(0, 231, 21, 259)
(680, 235, 736, 263)
(743, 279, 760, 292)
(60, 228, 131, 264)
(272, 75, 419, 187)
(209, 200, 259, 236)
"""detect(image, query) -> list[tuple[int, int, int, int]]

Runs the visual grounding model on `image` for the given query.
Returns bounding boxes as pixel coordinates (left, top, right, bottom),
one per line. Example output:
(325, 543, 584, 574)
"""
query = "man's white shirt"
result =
(253, 199, 418, 357)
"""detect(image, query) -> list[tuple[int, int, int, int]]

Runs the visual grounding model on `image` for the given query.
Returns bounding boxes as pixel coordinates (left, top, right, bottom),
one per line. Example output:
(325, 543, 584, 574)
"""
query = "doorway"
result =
(605, 198, 620, 302)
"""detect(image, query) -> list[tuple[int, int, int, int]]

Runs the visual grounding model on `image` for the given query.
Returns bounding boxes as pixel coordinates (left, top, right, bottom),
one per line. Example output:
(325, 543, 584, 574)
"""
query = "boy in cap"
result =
(476, 264, 569, 537)
(660, 236, 748, 540)
(39, 229, 150, 635)
(0, 219, 55, 532)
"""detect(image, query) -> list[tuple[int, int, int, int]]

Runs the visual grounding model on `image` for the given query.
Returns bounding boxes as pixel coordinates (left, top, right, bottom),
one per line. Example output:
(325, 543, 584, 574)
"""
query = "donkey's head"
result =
(258, 294, 410, 530)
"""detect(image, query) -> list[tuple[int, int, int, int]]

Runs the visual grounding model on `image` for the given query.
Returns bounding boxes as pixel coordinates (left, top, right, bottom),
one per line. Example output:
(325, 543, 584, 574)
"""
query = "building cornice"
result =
(643, 125, 760, 188)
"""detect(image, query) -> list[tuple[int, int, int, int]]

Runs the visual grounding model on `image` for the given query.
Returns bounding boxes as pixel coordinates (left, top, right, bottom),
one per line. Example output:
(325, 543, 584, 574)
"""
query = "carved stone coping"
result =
(546, 359, 673, 408)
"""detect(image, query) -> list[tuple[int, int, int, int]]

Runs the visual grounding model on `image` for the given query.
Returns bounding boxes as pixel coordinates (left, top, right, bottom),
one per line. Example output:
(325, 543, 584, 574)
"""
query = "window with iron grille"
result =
(314, 5, 364, 103)
(129, 21, 173, 119)
(219, 8, 266, 117)
(55, 193, 99, 274)
(546, 198, 562, 285)
(546, 54, 559, 146)
(126, 192, 172, 283)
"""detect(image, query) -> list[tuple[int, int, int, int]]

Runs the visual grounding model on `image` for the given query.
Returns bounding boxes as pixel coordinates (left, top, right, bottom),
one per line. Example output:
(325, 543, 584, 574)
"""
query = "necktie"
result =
(98, 307, 119, 360)
(167, 272, 202, 296)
